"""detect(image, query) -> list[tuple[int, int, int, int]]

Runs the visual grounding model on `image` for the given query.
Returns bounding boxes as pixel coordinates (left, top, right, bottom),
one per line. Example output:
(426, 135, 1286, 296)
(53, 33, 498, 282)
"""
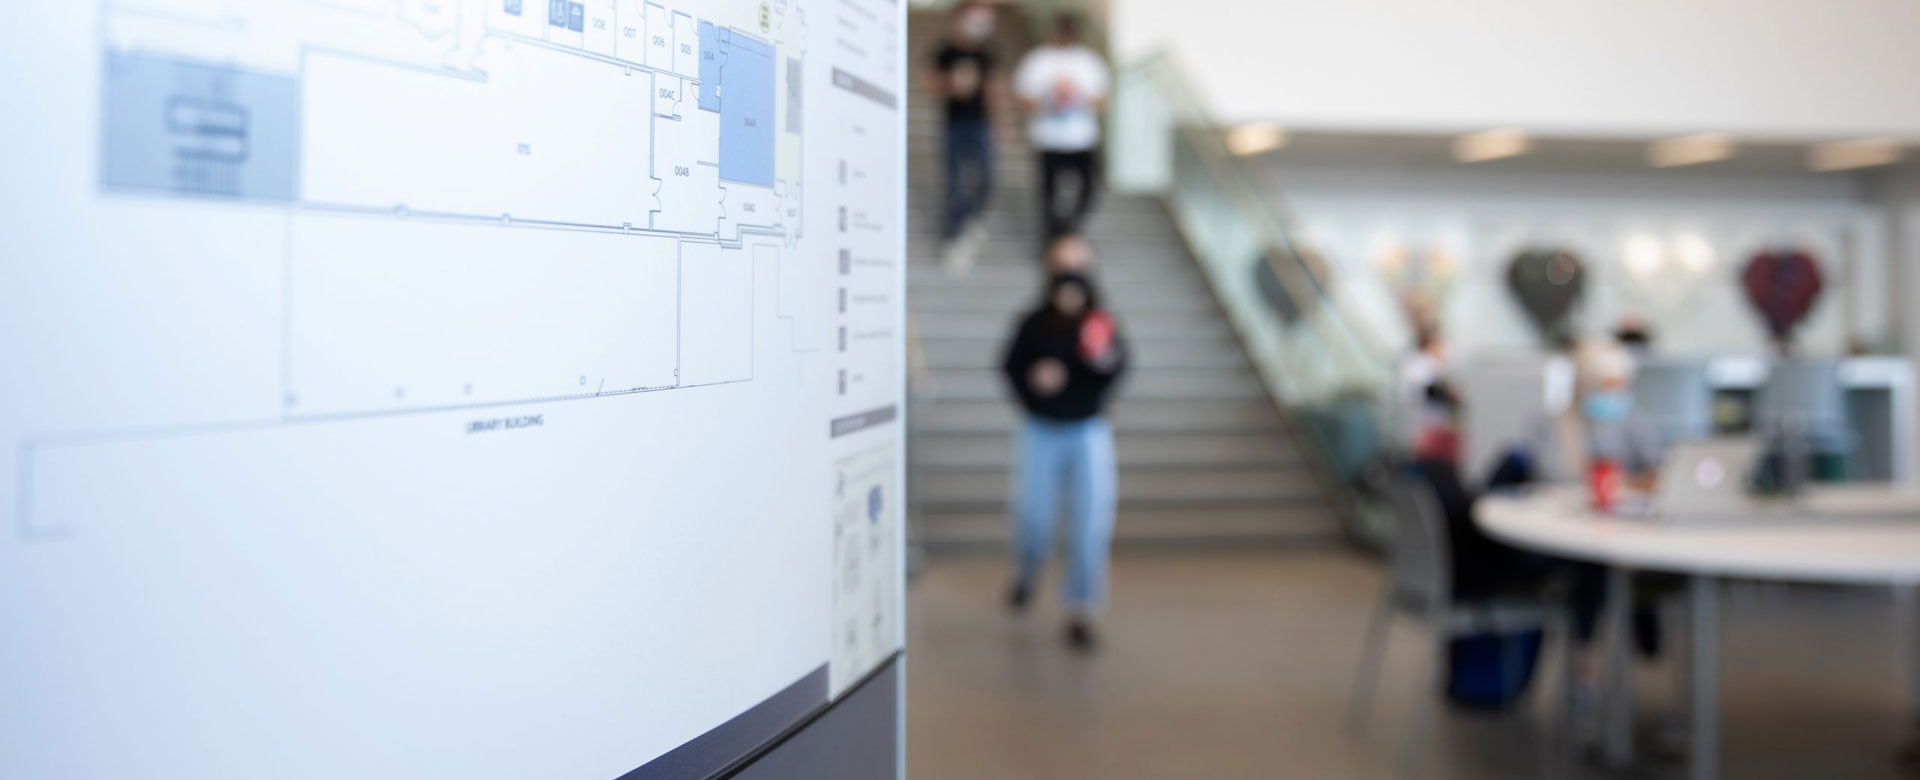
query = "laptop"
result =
(1654, 439, 1769, 524)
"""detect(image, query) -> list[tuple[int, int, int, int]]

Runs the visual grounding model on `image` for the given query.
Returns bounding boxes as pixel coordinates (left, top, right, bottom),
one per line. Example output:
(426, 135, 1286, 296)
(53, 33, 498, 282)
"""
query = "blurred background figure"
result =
(1526, 339, 1664, 492)
(1614, 313, 1655, 359)
(999, 269, 1127, 653)
(1522, 339, 1670, 734)
(1044, 232, 1093, 275)
(927, 0, 1003, 273)
(1396, 323, 1451, 457)
(1014, 13, 1108, 243)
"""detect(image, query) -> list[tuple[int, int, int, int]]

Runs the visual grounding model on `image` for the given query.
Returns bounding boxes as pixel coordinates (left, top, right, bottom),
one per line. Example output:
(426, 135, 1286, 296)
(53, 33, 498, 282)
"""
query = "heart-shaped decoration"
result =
(1741, 248, 1824, 343)
(1505, 248, 1586, 341)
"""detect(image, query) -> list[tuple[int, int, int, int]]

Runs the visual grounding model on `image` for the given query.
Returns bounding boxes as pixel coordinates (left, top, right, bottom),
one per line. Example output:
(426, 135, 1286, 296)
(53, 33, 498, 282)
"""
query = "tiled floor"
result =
(906, 548, 1920, 779)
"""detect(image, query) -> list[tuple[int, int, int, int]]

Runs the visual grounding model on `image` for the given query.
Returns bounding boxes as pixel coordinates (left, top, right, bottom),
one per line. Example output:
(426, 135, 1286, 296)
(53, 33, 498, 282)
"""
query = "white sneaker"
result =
(963, 219, 990, 248)
(940, 236, 973, 275)
(947, 220, 989, 275)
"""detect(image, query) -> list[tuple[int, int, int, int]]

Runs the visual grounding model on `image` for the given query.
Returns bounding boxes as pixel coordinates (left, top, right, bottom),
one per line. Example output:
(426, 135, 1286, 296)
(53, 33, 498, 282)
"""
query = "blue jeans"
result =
(943, 117, 993, 238)
(1011, 416, 1117, 613)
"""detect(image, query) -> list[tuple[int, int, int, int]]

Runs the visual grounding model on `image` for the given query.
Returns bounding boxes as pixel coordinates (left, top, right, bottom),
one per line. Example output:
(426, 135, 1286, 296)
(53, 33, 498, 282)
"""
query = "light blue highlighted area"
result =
(696, 22, 776, 187)
(101, 51, 300, 201)
(698, 21, 724, 111)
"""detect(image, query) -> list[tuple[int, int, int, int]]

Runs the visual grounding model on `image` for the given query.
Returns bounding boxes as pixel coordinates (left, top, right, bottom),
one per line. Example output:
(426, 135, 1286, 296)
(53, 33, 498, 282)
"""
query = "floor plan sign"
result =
(0, 0, 903, 776)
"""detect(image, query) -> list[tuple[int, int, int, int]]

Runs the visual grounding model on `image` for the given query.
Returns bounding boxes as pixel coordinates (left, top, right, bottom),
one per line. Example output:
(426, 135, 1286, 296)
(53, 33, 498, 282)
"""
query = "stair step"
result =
(911, 399, 1284, 435)
(915, 336, 1250, 370)
(907, 277, 1212, 306)
(909, 286, 1219, 313)
(904, 237, 1191, 264)
(915, 313, 1233, 341)
(913, 431, 1302, 470)
(916, 305, 1223, 330)
(901, 210, 1180, 234)
(910, 276, 1212, 302)
(914, 467, 1321, 512)
(907, 261, 1206, 282)
(925, 367, 1266, 402)
(908, 263, 1205, 288)
(907, 187, 1167, 212)
(915, 506, 1339, 550)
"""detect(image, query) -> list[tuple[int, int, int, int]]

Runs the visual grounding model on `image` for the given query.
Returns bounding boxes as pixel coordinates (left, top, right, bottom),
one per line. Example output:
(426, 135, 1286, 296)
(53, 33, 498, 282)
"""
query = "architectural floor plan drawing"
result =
(101, 0, 815, 416)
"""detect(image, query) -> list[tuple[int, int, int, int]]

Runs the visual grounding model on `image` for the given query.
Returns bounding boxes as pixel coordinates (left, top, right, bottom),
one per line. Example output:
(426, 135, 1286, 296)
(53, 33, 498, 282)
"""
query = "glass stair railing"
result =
(1110, 51, 1400, 544)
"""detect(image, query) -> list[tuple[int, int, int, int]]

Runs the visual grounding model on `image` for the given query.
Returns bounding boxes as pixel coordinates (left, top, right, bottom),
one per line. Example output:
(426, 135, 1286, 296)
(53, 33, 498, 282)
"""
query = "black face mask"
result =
(1036, 272, 1098, 330)
(1039, 272, 1100, 321)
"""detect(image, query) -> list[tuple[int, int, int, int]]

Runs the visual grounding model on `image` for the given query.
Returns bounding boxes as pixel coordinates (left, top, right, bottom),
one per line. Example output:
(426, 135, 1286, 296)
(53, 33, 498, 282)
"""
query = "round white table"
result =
(1476, 486, 1920, 780)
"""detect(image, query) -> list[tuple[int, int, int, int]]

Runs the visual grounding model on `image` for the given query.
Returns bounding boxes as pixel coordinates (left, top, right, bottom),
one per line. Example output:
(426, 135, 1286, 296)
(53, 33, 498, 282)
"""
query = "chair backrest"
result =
(1634, 359, 1713, 442)
(1757, 358, 1852, 452)
(1383, 472, 1452, 617)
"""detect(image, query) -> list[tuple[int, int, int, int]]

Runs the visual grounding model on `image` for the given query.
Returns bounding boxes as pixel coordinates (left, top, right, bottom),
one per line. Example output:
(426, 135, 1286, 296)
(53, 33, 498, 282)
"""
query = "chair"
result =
(1756, 359, 1856, 482)
(1634, 359, 1714, 444)
(1346, 470, 1573, 769)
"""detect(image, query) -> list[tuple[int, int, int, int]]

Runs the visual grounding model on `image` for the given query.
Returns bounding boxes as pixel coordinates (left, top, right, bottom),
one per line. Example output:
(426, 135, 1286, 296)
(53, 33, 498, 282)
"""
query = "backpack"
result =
(1446, 627, 1544, 711)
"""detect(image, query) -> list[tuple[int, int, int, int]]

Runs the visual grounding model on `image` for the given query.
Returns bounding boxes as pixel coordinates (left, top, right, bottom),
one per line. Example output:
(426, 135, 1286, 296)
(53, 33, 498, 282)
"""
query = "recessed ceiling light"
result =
(1453, 128, 1529, 163)
(1225, 122, 1287, 156)
(1648, 133, 1734, 168)
(1808, 137, 1902, 172)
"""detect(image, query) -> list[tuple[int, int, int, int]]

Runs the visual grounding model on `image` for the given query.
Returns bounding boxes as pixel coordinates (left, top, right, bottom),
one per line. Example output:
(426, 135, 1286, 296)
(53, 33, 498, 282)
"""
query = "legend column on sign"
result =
(826, 64, 899, 440)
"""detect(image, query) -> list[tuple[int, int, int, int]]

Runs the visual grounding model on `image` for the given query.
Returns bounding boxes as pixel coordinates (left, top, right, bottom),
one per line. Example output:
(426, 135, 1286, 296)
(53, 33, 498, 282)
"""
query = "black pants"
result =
(1038, 150, 1101, 241)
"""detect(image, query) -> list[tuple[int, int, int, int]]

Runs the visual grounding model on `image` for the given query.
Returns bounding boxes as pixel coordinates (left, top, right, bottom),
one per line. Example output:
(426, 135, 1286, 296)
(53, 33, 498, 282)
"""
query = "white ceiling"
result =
(1112, 0, 1920, 142)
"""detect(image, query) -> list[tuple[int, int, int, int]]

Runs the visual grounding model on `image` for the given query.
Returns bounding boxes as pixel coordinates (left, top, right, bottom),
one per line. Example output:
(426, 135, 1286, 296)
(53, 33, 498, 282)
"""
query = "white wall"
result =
(1271, 164, 1891, 362)
(1875, 171, 1920, 352)
(1112, 0, 1920, 140)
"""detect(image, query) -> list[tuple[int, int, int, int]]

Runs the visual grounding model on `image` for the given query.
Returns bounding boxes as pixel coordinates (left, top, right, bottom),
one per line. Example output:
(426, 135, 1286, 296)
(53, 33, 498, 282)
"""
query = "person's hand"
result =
(1049, 78, 1079, 109)
(1028, 358, 1067, 397)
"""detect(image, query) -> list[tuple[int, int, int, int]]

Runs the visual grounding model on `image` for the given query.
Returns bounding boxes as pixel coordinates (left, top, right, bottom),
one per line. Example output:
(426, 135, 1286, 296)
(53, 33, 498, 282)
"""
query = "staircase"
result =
(905, 10, 1339, 551)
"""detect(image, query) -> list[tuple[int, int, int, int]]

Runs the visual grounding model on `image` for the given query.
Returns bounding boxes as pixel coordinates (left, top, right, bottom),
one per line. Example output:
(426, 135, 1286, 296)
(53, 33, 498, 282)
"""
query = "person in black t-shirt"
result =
(999, 269, 1128, 652)
(926, 1, 999, 271)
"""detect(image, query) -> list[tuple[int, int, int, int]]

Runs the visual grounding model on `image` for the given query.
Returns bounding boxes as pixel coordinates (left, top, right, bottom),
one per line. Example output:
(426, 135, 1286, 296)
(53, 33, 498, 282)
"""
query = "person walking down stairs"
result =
(1014, 13, 1109, 244)
(1000, 268, 1128, 653)
(926, 0, 1002, 273)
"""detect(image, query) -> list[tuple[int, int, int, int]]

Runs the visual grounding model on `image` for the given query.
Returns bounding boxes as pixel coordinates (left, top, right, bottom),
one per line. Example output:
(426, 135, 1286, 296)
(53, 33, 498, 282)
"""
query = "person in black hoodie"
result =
(999, 271, 1127, 651)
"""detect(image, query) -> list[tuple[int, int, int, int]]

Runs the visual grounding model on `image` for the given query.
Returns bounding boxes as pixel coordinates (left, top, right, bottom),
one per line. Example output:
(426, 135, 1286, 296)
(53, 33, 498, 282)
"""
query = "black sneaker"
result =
(1065, 619, 1098, 653)
(1007, 581, 1032, 613)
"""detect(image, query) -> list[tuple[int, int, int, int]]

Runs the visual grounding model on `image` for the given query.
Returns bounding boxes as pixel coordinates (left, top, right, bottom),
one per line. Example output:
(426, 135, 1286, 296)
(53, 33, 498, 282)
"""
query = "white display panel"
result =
(0, 0, 903, 777)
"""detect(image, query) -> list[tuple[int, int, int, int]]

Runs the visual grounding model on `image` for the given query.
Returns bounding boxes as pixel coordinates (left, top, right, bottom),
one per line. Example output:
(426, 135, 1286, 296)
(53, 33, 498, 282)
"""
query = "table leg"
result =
(1690, 575, 1721, 780)
(1605, 566, 1634, 768)
(1901, 584, 1920, 723)
(1899, 585, 1920, 756)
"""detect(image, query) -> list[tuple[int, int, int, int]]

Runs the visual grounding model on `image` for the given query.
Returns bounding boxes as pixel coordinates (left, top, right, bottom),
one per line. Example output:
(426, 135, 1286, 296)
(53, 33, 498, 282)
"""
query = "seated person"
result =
(1405, 378, 1551, 600)
(1520, 340, 1672, 726)
(1412, 457, 1556, 601)
(1524, 339, 1663, 491)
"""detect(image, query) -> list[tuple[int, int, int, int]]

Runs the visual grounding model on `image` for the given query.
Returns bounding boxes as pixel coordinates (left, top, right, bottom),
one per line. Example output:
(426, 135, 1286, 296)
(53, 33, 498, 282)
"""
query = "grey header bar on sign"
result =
(830, 405, 898, 438)
(830, 68, 897, 109)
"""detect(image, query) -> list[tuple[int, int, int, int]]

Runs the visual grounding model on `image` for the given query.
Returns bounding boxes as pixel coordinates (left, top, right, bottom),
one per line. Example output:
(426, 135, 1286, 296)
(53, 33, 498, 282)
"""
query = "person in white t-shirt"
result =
(1013, 14, 1109, 242)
